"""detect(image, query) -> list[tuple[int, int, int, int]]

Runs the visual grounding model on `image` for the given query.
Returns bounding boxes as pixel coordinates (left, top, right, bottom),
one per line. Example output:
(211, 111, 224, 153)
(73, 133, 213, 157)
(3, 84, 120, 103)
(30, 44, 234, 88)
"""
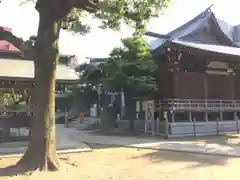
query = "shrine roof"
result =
(0, 59, 79, 83)
(152, 38, 240, 61)
(146, 5, 240, 52)
(170, 40, 240, 57)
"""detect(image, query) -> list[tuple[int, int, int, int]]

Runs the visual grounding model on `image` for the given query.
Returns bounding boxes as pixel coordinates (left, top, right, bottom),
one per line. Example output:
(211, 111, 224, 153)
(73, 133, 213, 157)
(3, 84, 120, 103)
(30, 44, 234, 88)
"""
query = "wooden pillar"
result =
(204, 74, 208, 99)
(167, 50, 181, 99)
(230, 75, 235, 100)
(173, 73, 178, 98)
(228, 62, 236, 100)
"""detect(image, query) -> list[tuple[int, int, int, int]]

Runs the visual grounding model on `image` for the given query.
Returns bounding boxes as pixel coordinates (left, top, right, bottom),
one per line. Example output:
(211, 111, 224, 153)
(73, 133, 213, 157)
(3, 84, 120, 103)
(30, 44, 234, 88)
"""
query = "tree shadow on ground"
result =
(130, 149, 233, 169)
(0, 164, 33, 177)
(87, 143, 233, 169)
(86, 131, 240, 147)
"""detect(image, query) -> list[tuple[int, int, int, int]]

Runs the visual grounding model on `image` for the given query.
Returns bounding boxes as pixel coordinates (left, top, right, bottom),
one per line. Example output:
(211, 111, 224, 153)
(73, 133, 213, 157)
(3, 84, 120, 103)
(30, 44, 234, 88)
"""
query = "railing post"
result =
(193, 116, 196, 136)
(144, 102, 148, 134)
(216, 117, 219, 135)
(156, 116, 160, 134)
(171, 111, 175, 123)
(188, 111, 192, 122)
(164, 111, 169, 139)
(152, 105, 155, 136)
(205, 112, 208, 122)
(219, 111, 223, 121)
(64, 108, 69, 128)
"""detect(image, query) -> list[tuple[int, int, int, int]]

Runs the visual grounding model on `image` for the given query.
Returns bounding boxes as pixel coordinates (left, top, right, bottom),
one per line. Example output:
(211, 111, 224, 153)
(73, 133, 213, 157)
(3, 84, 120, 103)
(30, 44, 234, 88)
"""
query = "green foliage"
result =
(18, 0, 170, 33)
(94, 0, 170, 30)
(103, 35, 157, 95)
(78, 36, 158, 95)
(3, 93, 27, 110)
(70, 85, 99, 112)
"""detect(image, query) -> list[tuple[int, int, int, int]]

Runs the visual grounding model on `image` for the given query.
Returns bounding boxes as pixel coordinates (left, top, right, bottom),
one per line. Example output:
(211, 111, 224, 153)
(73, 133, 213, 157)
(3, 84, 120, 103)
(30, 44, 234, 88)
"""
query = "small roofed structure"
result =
(0, 27, 20, 52)
(0, 57, 79, 142)
(0, 58, 79, 93)
(0, 26, 79, 90)
(143, 6, 240, 137)
(0, 59, 79, 83)
(0, 27, 79, 142)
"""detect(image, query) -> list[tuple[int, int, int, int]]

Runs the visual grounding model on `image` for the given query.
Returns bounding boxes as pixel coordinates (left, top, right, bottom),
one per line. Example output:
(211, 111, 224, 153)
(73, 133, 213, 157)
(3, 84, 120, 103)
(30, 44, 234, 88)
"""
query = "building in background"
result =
(144, 6, 240, 137)
(88, 57, 106, 66)
(0, 27, 19, 52)
(59, 54, 79, 69)
(0, 26, 79, 69)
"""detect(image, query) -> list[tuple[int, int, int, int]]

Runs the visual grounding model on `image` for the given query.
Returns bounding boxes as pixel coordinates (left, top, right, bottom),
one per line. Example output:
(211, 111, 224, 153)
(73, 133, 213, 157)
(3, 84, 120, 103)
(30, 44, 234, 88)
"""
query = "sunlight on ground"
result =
(0, 145, 240, 180)
(172, 133, 240, 146)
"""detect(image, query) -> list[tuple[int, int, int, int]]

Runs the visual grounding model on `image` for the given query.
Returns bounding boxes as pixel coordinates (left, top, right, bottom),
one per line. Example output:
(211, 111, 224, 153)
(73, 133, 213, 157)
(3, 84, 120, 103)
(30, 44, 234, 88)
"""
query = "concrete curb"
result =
(84, 141, 240, 158)
(0, 145, 92, 158)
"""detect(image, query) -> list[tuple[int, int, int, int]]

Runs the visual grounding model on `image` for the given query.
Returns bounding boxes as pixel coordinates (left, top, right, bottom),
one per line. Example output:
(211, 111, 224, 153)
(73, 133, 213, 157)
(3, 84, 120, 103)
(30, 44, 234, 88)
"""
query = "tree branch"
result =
(69, 0, 99, 13)
(0, 27, 32, 53)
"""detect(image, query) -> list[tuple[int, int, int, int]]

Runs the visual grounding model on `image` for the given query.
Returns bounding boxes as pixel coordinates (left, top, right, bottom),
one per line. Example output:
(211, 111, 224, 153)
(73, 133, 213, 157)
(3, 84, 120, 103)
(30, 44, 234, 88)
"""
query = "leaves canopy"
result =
(19, 0, 170, 34)
(101, 35, 157, 96)
(0, 0, 170, 61)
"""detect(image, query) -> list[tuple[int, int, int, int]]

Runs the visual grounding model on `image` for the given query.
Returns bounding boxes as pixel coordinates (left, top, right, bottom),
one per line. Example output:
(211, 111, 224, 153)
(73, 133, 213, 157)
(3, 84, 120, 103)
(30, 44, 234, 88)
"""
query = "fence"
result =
(142, 115, 240, 138)
(137, 99, 240, 138)
(160, 99, 240, 111)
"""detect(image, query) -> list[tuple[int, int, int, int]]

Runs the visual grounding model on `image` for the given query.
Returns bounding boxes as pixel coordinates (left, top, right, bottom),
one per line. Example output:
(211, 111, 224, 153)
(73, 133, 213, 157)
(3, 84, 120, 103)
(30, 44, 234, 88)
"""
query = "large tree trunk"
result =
(17, 6, 61, 171)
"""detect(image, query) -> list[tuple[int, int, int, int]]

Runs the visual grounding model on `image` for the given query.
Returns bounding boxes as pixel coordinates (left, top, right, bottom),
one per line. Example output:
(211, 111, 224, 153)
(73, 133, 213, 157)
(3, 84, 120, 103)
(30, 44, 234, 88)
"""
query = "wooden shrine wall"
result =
(173, 72, 205, 99)
(158, 72, 174, 99)
(207, 74, 233, 99)
(160, 72, 235, 100)
(234, 74, 240, 100)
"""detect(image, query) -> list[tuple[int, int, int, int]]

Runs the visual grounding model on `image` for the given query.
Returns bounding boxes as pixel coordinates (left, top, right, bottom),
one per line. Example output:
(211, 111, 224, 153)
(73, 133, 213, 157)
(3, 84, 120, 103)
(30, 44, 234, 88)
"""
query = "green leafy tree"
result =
(105, 36, 157, 93)
(102, 35, 157, 130)
(0, 0, 169, 171)
(71, 36, 158, 130)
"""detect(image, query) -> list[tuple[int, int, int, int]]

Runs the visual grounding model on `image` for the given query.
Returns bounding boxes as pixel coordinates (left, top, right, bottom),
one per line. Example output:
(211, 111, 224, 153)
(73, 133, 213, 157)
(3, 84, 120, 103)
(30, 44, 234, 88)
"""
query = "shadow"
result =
(86, 143, 236, 169)
(88, 129, 144, 137)
(86, 142, 124, 150)
(0, 163, 34, 177)
(130, 149, 233, 169)
(86, 129, 240, 146)
(0, 156, 34, 177)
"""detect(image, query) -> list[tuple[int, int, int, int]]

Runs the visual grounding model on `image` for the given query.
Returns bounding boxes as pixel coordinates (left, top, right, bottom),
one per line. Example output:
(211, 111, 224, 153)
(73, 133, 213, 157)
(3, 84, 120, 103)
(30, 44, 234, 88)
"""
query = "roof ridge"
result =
(167, 5, 214, 37)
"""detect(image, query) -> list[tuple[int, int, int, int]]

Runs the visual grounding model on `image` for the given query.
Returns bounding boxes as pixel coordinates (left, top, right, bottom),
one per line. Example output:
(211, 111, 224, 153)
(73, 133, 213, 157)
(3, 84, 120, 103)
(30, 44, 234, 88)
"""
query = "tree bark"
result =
(17, 6, 61, 171)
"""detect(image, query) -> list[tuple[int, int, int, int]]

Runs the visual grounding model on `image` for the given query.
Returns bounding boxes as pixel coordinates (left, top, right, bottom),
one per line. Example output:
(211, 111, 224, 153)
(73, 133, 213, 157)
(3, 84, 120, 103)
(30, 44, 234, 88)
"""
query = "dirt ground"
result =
(0, 144, 240, 180)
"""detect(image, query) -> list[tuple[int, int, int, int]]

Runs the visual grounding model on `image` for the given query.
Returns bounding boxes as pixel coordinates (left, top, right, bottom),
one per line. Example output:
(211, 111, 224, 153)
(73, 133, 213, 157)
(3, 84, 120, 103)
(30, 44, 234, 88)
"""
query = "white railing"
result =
(159, 99, 240, 110)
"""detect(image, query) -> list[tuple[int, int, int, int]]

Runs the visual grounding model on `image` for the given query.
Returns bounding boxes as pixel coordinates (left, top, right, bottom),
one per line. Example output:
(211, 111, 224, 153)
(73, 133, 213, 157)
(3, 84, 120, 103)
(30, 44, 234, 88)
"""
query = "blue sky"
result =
(0, 0, 240, 63)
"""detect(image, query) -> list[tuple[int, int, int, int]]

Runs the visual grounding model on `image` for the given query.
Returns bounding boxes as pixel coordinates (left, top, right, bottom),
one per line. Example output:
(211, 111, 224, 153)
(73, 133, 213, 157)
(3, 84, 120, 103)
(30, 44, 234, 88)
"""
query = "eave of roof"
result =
(152, 38, 240, 62)
(209, 13, 239, 47)
(0, 59, 79, 83)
